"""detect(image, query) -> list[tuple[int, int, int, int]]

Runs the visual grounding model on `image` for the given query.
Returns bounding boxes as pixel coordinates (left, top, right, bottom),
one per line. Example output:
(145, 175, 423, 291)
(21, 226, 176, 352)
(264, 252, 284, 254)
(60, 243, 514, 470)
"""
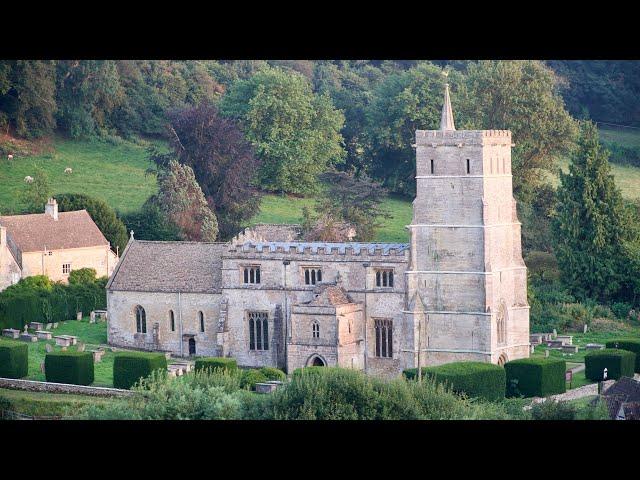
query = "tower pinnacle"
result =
(439, 79, 456, 131)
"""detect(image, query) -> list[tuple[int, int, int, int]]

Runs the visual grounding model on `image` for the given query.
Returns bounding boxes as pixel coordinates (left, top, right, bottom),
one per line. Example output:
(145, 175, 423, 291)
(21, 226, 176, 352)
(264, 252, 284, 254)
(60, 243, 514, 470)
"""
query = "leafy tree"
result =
(552, 121, 639, 303)
(158, 103, 262, 239)
(55, 193, 129, 253)
(150, 159, 219, 242)
(306, 172, 389, 242)
(20, 167, 51, 212)
(122, 202, 181, 242)
(219, 66, 345, 194)
(68, 268, 98, 285)
(462, 60, 578, 204)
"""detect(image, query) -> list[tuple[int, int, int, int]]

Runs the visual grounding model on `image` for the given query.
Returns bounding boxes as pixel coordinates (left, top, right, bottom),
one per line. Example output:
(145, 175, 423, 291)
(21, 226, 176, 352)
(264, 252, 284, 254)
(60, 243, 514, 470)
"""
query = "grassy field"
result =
(599, 125, 640, 148)
(0, 387, 113, 417)
(0, 137, 159, 215)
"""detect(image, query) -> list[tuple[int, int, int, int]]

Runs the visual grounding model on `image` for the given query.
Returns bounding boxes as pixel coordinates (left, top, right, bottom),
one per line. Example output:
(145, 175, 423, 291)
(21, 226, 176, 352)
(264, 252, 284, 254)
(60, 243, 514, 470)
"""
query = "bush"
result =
(403, 361, 506, 401)
(585, 348, 636, 381)
(292, 366, 325, 377)
(113, 351, 167, 389)
(530, 399, 576, 420)
(194, 357, 238, 373)
(259, 367, 286, 382)
(504, 358, 566, 398)
(605, 339, 640, 373)
(240, 369, 268, 390)
(0, 339, 28, 379)
(45, 351, 94, 385)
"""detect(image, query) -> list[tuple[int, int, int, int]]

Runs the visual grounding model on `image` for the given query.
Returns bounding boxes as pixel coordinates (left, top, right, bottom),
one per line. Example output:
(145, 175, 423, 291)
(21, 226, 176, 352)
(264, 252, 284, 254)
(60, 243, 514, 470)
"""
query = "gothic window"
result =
(199, 311, 205, 332)
(62, 263, 71, 275)
(248, 311, 269, 351)
(303, 267, 322, 285)
(312, 321, 320, 339)
(497, 305, 506, 345)
(169, 310, 175, 332)
(466, 158, 470, 174)
(430, 159, 435, 174)
(374, 319, 393, 358)
(243, 266, 261, 284)
(135, 305, 146, 334)
(375, 269, 394, 288)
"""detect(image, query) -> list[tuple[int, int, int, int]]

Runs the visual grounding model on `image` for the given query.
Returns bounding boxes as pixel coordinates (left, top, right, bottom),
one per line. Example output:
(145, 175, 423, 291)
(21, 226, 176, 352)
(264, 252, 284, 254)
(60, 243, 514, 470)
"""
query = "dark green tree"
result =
(552, 121, 639, 303)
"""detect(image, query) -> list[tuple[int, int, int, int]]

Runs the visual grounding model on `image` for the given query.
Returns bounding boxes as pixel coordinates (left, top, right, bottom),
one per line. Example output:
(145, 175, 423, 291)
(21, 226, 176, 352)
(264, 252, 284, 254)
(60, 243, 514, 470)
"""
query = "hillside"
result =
(1, 131, 638, 243)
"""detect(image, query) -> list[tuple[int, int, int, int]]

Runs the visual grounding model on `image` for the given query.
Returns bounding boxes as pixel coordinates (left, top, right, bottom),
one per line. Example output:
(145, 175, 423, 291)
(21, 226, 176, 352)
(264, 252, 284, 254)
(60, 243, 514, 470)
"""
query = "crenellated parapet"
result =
(415, 129, 512, 147)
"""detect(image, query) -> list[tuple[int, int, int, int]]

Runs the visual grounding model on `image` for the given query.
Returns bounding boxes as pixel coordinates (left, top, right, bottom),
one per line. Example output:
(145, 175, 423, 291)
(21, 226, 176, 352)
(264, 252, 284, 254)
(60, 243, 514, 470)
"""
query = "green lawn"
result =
(599, 125, 640, 148)
(0, 387, 113, 417)
(0, 137, 160, 215)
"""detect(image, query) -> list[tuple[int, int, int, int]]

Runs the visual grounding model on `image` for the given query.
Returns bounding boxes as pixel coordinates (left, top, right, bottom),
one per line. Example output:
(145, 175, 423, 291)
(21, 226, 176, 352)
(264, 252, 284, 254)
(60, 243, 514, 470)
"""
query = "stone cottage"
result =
(106, 84, 530, 376)
(0, 198, 119, 290)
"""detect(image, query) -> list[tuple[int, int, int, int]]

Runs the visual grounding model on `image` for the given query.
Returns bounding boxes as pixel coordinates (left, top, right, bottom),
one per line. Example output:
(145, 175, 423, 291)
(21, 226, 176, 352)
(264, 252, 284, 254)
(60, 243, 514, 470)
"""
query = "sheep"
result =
(64, 167, 73, 174)
(24, 176, 34, 184)
(7, 154, 13, 160)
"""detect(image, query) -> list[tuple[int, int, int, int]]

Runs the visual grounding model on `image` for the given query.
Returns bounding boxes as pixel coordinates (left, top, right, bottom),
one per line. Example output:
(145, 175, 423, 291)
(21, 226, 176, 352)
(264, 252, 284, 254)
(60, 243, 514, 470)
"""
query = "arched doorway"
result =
(188, 338, 196, 356)
(306, 354, 326, 367)
(497, 353, 507, 366)
(312, 356, 325, 367)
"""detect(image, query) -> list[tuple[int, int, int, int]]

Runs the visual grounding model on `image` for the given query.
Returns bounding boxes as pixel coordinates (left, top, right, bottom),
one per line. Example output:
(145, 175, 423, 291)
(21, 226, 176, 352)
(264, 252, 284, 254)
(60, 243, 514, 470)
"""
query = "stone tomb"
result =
(255, 382, 279, 394)
(562, 345, 579, 354)
(54, 336, 72, 347)
(546, 340, 564, 349)
(36, 330, 52, 340)
(2, 328, 20, 339)
(585, 343, 605, 350)
(556, 335, 573, 346)
(20, 333, 38, 342)
(89, 349, 105, 363)
(29, 322, 44, 330)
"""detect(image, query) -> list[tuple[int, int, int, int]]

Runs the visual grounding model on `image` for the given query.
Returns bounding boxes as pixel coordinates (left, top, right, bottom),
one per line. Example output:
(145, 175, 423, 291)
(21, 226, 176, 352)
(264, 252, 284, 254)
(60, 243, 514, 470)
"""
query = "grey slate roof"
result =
(107, 240, 226, 294)
(238, 241, 409, 255)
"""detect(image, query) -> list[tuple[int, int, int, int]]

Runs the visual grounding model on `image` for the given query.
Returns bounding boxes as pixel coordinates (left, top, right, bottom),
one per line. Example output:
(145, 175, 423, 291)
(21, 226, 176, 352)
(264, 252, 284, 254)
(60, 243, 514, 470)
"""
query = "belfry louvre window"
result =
(62, 263, 71, 274)
(243, 266, 261, 284)
(375, 269, 394, 288)
(375, 319, 393, 358)
(135, 305, 146, 334)
(248, 311, 269, 351)
(303, 267, 322, 285)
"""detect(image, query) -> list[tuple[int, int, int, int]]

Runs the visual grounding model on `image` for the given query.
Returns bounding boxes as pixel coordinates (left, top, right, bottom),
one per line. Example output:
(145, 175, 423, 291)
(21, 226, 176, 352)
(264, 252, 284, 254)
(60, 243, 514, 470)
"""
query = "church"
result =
(105, 85, 530, 376)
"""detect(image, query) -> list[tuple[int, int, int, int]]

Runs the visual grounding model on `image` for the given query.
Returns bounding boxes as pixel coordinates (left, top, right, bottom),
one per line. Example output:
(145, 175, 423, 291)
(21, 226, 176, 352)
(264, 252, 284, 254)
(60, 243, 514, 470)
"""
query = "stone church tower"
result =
(403, 80, 530, 369)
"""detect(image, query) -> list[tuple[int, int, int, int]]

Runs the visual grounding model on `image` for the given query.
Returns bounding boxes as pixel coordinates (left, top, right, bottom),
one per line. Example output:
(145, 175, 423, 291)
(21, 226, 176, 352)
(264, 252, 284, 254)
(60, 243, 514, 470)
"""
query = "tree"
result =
(151, 159, 219, 242)
(462, 60, 578, 204)
(552, 121, 639, 303)
(121, 202, 181, 242)
(158, 103, 262, 239)
(55, 193, 129, 253)
(219, 66, 345, 194)
(20, 167, 51, 212)
(305, 172, 389, 242)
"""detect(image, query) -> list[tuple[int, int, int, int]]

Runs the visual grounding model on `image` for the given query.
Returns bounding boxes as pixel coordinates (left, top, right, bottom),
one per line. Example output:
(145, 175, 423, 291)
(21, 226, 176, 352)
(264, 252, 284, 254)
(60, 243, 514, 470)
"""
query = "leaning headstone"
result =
(76, 311, 83, 321)
(90, 311, 96, 323)
(52, 322, 58, 329)
(45, 343, 53, 353)
(77, 343, 85, 352)
(45, 323, 52, 330)
(584, 324, 588, 333)
(545, 349, 550, 358)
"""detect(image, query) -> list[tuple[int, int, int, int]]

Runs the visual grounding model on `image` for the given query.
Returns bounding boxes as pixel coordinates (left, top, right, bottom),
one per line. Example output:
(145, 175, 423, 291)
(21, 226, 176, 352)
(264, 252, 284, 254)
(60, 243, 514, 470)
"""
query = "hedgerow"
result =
(0, 338, 28, 379)
(45, 351, 94, 385)
(113, 351, 167, 390)
(504, 357, 566, 398)
(605, 339, 640, 372)
(585, 348, 636, 381)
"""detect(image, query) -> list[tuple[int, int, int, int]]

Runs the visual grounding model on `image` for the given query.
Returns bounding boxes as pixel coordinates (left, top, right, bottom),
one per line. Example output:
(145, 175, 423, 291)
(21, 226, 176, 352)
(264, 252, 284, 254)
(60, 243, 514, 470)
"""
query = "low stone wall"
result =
(0, 377, 135, 398)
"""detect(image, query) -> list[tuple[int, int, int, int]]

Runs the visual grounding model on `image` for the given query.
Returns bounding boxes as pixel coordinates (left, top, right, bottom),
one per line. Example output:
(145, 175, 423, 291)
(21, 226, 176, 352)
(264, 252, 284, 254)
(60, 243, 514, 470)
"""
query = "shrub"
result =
(292, 366, 325, 377)
(504, 358, 566, 398)
(605, 339, 640, 373)
(530, 399, 576, 420)
(585, 348, 636, 381)
(259, 367, 286, 382)
(0, 339, 28, 379)
(194, 357, 238, 373)
(240, 369, 268, 390)
(403, 361, 506, 401)
(113, 351, 167, 389)
(45, 351, 94, 386)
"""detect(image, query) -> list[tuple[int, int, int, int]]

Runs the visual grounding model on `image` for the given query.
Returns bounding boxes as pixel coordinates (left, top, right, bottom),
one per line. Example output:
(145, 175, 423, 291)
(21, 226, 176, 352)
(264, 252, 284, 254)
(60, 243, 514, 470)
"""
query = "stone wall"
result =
(0, 377, 134, 397)
(21, 245, 118, 283)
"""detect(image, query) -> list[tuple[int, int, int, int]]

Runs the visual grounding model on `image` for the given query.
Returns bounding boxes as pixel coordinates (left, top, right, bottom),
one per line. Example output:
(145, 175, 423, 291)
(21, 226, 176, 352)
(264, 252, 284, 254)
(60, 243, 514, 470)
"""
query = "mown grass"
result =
(0, 387, 113, 417)
(599, 125, 640, 148)
(0, 136, 160, 215)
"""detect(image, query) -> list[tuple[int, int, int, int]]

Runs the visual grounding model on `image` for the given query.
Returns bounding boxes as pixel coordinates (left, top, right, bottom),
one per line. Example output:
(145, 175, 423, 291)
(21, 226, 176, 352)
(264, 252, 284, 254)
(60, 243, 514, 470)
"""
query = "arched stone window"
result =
(312, 321, 320, 339)
(497, 353, 508, 366)
(199, 311, 205, 333)
(135, 305, 146, 333)
(169, 310, 175, 332)
(497, 304, 506, 345)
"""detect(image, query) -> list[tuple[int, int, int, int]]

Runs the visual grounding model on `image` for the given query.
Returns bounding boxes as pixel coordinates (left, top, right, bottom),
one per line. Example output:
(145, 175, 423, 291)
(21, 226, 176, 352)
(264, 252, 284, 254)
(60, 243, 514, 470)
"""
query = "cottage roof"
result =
(0, 210, 109, 252)
(106, 240, 226, 294)
(602, 376, 640, 402)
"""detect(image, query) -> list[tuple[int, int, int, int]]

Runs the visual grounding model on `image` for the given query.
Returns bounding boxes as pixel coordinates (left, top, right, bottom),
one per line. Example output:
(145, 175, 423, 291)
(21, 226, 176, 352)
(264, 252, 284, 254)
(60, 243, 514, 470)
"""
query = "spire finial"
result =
(440, 72, 456, 131)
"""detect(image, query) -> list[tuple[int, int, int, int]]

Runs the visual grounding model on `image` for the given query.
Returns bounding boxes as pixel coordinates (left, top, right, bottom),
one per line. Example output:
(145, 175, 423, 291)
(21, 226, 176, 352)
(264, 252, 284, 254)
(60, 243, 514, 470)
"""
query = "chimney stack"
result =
(45, 198, 58, 221)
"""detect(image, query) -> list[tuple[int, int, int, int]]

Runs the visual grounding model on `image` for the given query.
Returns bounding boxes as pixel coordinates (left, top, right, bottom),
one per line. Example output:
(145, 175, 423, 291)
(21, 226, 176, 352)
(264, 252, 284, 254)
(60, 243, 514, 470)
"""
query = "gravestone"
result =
(255, 383, 278, 394)
(553, 329, 557, 338)
(45, 323, 52, 330)
(584, 324, 588, 333)
(545, 349, 550, 358)
(90, 311, 96, 323)
(2, 328, 20, 339)
(20, 333, 37, 342)
(556, 335, 573, 346)
(61, 346, 68, 351)
(52, 322, 58, 329)
(76, 312, 83, 321)
(530, 343, 536, 354)
(562, 345, 579, 354)
(40, 362, 45, 373)
(36, 330, 52, 340)
(45, 343, 53, 353)
(77, 343, 85, 352)
(91, 350, 104, 363)
(54, 336, 71, 347)
(29, 322, 44, 330)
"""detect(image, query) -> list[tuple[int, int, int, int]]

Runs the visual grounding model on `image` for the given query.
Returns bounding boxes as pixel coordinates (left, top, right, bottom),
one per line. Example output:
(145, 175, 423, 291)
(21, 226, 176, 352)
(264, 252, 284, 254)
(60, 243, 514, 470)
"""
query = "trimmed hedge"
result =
(0, 339, 28, 379)
(585, 349, 636, 381)
(45, 351, 94, 386)
(605, 339, 640, 373)
(194, 357, 238, 373)
(504, 357, 566, 398)
(259, 367, 286, 382)
(113, 351, 167, 390)
(403, 361, 506, 401)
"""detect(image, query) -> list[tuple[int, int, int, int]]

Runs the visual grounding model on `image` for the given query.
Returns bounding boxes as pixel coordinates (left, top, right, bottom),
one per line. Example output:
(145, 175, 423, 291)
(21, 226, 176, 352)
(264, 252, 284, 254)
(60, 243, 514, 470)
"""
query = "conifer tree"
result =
(552, 121, 638, 302)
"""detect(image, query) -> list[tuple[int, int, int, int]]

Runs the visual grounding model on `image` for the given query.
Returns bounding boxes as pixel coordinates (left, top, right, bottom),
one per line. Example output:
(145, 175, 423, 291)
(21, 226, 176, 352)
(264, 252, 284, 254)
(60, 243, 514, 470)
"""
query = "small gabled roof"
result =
(306, 284, 354, 307)
(0, 210, 109, 252)
(107, 240, 226, 294)
(602, 376, 640, 402)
